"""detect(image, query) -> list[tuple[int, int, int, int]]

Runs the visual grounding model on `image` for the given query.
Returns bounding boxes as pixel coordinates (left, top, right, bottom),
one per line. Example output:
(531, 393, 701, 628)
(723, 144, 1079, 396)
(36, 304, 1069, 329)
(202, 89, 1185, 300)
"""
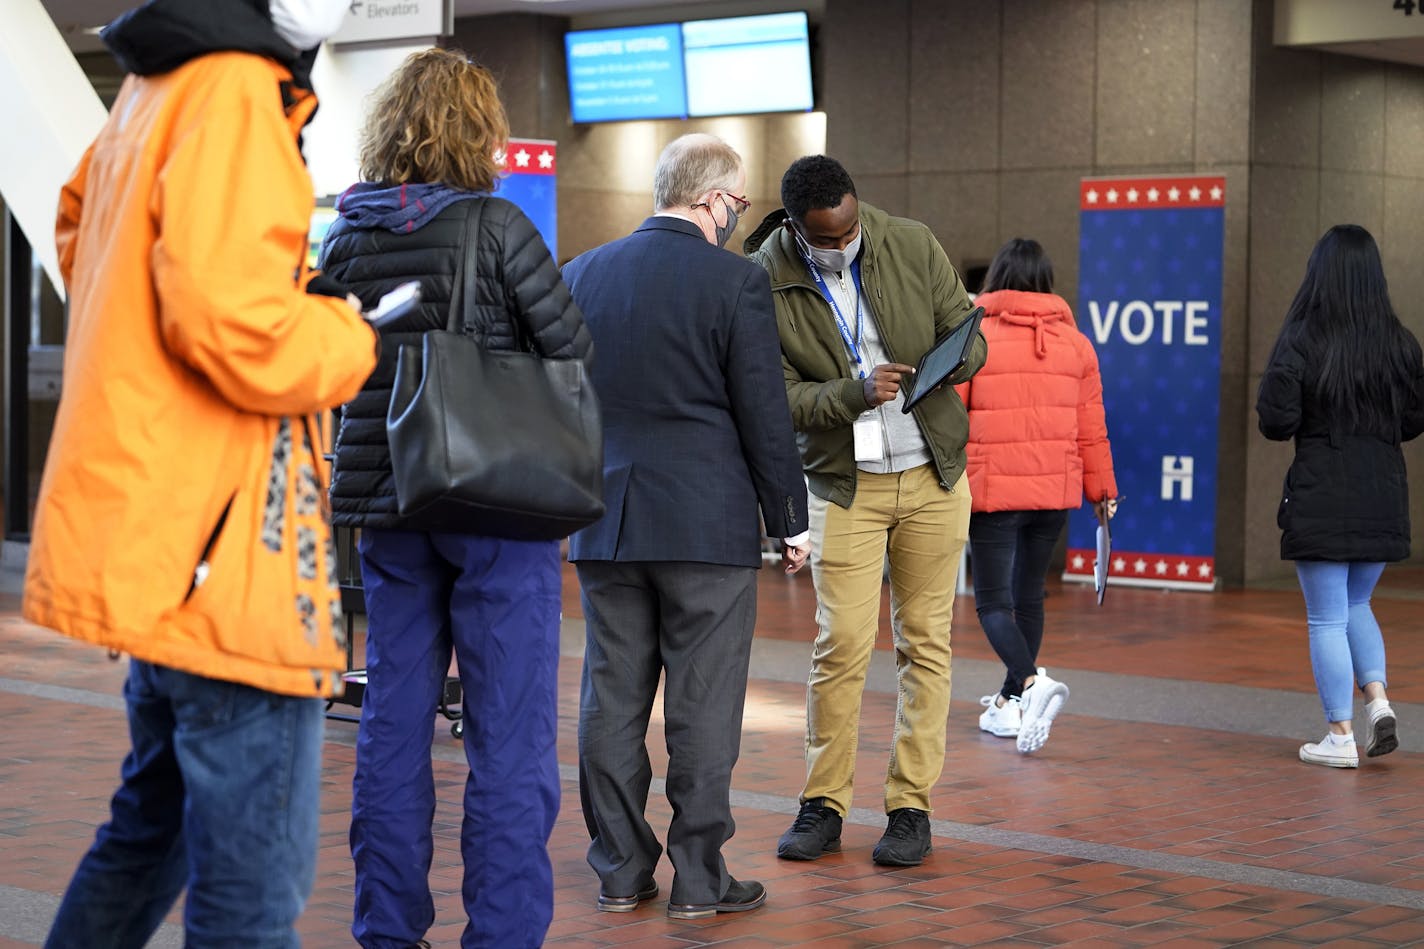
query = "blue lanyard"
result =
(801, 249, 866, 379)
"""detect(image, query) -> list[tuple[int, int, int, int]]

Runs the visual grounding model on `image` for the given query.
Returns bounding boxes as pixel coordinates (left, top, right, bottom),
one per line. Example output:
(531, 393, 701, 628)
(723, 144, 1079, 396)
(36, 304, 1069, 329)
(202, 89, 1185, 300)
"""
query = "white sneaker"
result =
(1300, 733, 1358, 768)
(1366, 703, 1398, 758)
(1016, 668, 1068, 754)
(978, 695, 1021, 737)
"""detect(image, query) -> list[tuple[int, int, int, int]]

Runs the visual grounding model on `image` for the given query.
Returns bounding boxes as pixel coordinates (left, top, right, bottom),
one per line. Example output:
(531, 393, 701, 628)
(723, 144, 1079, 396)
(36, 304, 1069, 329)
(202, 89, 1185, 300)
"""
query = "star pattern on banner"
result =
(1079, 176, 1226, 211)
(1066, 548, 1215, 587)
(502, 139, 557, 176)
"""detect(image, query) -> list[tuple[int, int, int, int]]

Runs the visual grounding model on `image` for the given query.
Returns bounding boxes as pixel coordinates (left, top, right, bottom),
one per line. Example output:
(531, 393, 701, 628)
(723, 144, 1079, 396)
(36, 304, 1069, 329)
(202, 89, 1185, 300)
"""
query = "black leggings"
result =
(968, 508, 1069, 699)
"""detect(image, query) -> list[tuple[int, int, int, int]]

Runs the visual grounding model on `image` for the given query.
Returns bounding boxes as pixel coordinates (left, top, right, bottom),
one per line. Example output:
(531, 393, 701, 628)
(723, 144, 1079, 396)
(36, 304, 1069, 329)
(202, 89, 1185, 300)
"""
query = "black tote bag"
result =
(386, 201, 604, 541)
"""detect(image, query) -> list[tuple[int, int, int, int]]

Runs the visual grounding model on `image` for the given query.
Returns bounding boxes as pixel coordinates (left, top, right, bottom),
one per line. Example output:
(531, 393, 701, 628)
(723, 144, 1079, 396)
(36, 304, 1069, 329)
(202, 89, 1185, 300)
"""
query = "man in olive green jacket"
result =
(746, 155, 985, 868)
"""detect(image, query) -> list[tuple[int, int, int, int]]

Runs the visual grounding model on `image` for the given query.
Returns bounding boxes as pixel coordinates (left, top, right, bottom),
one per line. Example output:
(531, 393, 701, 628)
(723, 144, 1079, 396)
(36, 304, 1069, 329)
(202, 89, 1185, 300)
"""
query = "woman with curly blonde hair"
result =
(319, 47, 590, 948)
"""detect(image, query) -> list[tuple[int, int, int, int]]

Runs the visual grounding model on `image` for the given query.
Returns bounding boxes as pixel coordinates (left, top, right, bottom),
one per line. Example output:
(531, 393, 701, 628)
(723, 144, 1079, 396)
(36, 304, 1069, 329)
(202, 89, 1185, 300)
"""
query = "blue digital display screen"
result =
(565, 12, 813, 124)
(683, 13, 813, 118)
(565, 23, 687, 123)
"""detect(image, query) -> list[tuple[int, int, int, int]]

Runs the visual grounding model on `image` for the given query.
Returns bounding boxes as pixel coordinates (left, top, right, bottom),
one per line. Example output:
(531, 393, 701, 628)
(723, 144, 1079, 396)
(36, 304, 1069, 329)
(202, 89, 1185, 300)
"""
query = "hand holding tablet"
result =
(901, 306, 985, 413)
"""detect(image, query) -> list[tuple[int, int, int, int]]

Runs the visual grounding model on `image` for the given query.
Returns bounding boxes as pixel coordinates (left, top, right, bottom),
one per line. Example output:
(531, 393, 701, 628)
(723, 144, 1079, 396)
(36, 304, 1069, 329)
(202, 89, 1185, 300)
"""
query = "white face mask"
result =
(797, 226, 862, 274)
(269, 0, 350, 51)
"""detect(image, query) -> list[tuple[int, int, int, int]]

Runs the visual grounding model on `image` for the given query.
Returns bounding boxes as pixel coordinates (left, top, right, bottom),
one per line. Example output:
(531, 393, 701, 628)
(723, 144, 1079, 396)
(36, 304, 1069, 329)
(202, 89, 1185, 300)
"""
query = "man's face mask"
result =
(795, 225, 862, 273)
(714, 196, 740, 249)
(269, 0, 350, 51)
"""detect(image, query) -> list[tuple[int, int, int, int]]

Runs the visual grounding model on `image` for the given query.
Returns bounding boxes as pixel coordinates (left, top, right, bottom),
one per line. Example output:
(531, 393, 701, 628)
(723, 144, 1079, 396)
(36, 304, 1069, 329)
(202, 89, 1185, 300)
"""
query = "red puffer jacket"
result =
(955, 290, 1116, 513)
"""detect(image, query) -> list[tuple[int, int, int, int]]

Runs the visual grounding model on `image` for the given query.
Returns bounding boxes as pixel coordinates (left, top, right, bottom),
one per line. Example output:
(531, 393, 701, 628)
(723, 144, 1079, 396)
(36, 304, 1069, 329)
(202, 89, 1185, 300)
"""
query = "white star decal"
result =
(1189, 186, 1202, 201)
(1176, 561, 1190, 577)
(1210, 185, 1223, 200)
(1147, 187, 1160, 201)
(1134, 558, 1148, 574)
(1155, 560, 1169, 575)
(537, 150, 554, 169)
(1127, 188, 1139, 202)
(1113, 557, 1126, 572)
(1107, 188, 1120, 203)
(1086, 189, 1099, 204)
(514, 149, 531, 168)
(1198, 562, 1213, 578)
(1071, 554, 1086, 570)
(1168, 187, 1181, 201)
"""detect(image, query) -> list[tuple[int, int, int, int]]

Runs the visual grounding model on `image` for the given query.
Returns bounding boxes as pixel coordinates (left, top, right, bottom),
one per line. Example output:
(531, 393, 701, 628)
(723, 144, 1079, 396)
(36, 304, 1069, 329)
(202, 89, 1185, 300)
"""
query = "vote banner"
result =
(499, 138, 559, 261)
(1064, 175, 1225, 591)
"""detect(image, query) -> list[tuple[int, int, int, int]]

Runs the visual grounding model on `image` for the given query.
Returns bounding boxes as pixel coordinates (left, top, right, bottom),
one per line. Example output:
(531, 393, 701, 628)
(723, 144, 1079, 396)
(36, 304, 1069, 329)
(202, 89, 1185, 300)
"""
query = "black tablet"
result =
(901, 306, 984, 413)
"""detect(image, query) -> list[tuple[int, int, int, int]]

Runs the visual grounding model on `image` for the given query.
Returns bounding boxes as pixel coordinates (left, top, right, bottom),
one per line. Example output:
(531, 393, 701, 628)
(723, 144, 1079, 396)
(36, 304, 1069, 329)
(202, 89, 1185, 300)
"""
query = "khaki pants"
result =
(802, 464, 970, 816)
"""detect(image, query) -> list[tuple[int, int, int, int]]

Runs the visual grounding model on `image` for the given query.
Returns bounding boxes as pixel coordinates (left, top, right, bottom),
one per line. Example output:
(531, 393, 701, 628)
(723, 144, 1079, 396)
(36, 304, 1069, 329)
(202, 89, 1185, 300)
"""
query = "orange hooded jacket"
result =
(23, 51, 378, 697)
(955, 290, 1116, 513)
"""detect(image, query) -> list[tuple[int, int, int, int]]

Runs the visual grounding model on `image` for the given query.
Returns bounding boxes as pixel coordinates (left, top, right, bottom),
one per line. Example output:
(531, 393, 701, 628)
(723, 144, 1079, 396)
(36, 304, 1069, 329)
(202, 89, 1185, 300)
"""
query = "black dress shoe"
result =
(597, 880, 659, 912)
(872, 807, 931, 866)
(666, 878, 766, 920)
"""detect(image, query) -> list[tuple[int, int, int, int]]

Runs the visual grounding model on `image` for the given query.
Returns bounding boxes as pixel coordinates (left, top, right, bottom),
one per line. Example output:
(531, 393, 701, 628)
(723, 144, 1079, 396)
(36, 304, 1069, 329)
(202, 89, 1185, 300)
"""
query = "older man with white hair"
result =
(563, 133, 810, 921)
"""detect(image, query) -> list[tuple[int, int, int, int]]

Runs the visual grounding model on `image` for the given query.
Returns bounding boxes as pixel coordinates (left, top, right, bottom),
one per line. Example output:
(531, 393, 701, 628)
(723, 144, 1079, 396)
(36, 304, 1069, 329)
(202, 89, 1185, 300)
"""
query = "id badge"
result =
(853, 413, 885, 463)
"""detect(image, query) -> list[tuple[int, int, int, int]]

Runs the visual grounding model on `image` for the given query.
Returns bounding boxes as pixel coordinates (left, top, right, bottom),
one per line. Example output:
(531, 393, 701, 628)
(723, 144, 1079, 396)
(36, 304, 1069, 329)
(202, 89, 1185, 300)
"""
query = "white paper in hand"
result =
(368, 281, 422, 329)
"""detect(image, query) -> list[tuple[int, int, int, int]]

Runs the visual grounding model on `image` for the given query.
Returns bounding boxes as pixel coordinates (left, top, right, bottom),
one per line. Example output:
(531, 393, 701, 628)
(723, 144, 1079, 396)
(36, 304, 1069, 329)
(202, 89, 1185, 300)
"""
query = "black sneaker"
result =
(776, 797, 842, 860)
(872, 807, 931, 866)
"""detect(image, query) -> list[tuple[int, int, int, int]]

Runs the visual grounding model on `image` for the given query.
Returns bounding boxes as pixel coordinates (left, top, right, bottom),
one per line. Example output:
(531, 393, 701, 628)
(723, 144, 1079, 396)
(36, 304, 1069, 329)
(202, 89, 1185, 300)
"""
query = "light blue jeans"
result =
(1295, 561, 1388, 724)
(45, 659, 324, 948)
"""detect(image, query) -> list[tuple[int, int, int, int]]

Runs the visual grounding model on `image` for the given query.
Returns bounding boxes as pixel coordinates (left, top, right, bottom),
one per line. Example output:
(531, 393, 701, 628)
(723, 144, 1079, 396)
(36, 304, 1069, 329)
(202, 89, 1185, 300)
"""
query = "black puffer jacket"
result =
(1256, 322, 1424, 562)
(319, 195, 591, 528)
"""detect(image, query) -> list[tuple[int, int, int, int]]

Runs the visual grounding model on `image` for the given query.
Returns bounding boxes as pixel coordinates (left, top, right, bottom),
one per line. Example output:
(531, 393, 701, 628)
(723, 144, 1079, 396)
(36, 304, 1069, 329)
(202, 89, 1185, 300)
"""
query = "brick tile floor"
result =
(2, 565, 1423, 946)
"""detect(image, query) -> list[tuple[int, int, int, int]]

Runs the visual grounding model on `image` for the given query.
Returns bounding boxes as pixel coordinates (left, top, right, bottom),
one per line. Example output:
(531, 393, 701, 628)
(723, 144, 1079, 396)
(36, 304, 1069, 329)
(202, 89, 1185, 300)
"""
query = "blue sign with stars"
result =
(1066, 176, 1225, 591)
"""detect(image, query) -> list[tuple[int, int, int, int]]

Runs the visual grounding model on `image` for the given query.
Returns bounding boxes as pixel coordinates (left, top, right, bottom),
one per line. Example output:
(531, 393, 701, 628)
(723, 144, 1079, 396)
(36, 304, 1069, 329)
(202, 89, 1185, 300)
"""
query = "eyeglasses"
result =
(693, 192, 752, 215)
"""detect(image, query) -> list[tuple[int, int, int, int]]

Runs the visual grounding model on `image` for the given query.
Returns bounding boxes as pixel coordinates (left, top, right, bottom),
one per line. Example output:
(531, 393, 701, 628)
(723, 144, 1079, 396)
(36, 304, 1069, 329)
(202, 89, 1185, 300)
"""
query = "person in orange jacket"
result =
(956, 238, 1117, 755)
(26, 1, 378, 945)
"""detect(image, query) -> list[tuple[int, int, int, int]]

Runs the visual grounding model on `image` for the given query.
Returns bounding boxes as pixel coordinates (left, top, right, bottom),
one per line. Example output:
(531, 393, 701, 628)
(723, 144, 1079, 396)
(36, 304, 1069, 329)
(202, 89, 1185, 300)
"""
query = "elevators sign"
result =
(1063, 175, 1226, 592)
(330, 0, 452, 45)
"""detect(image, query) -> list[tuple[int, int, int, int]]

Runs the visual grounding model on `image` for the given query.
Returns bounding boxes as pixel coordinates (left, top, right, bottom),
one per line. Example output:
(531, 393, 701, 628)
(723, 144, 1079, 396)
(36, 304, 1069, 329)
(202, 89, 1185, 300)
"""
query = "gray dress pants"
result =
(575, 560, 758, 906)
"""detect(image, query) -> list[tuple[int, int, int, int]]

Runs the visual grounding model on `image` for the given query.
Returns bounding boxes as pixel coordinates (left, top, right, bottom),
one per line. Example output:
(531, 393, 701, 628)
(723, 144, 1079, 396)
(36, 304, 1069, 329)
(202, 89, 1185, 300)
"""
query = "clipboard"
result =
(1094, 506, 1112, 605)
(901, 306, 984, 413)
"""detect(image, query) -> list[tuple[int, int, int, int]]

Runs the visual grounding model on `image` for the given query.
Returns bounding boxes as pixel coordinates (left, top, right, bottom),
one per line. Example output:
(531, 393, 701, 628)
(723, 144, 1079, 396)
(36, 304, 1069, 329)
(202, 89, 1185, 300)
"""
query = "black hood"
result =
(102, 0, 317, 90)
(743, 207, 790, 256)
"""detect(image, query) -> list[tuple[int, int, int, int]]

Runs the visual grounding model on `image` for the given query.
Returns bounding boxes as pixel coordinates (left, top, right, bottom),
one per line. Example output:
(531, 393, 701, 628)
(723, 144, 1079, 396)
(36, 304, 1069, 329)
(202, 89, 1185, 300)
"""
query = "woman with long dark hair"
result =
(319, 49, 590, 946)
(1258, 224, 1424, 768)
(957, 238, 1117, 754)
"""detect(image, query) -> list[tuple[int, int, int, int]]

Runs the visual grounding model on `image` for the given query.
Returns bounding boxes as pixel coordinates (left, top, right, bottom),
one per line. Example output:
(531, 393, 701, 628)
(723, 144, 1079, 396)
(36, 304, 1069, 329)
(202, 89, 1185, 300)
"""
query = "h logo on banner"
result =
(1161, 455, 1194, 501)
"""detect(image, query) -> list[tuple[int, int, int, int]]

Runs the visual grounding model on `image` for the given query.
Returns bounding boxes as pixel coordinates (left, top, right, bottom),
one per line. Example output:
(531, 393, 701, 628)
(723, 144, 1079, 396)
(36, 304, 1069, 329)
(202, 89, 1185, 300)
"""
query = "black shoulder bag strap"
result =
(447, 199, 486, 338)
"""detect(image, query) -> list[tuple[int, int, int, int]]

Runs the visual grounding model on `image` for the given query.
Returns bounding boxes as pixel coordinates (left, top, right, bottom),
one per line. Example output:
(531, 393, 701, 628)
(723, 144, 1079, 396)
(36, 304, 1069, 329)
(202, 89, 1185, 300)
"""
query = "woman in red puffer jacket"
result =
(955, 238, 1117, 755)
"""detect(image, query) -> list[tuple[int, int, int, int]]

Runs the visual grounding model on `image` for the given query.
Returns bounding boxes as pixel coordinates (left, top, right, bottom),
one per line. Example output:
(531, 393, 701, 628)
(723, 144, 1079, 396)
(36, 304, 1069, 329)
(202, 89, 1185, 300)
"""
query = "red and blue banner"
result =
(498, 138, 559, 261)
(1063, 175, 1226, 591)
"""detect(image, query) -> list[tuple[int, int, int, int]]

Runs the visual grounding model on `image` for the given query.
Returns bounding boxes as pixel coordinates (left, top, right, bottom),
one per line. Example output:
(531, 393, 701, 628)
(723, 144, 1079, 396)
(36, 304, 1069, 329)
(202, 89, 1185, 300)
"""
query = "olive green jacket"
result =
(745, 202, 985, 508)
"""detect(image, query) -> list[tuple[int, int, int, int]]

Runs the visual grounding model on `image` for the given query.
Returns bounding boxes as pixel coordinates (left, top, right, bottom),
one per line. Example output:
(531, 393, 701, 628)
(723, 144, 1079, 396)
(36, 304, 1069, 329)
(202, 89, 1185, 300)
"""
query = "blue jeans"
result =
(45, 660, 324, 949)
(351, 529, 561, 949)
(969, 508, 1069, 699)
(1295, 560, 1388, 724)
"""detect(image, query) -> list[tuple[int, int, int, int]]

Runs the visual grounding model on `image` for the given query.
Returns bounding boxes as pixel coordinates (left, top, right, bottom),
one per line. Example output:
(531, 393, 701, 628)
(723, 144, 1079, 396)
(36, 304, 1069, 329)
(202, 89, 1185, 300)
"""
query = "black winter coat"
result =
(319, 196, 591, 529)
(1256, 323, 1424, 562)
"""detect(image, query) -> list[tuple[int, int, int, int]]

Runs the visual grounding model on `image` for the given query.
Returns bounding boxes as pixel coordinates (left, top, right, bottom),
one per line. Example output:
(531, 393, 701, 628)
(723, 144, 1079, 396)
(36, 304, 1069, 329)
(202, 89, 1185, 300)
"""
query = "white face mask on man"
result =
(796, 226, 863, 274)
(268, 0, 350, 51)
